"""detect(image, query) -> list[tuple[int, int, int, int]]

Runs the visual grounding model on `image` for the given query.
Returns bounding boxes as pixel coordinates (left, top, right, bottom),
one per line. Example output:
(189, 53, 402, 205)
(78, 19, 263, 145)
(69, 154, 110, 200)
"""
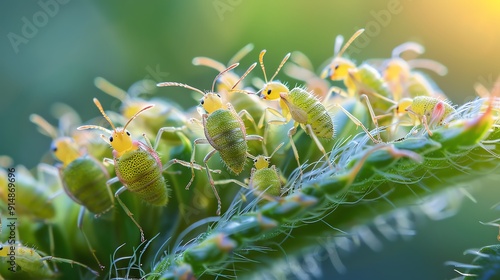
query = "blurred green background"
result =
(1, 1, 499, 279)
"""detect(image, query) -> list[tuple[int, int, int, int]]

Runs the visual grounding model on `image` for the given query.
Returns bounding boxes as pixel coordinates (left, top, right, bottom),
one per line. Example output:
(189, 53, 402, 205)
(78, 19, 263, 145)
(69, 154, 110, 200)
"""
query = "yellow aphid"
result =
(403, 96, 456, 135)
(321, 29, 365, 94)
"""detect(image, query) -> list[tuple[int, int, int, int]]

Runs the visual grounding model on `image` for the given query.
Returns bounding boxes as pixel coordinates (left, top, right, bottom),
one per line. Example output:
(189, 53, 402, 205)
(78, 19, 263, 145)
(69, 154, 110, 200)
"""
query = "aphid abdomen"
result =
(249, 168, 281, 196)
(358, 65, 392, 98)
(205, 109, 247, 174)
(411, 96, 455, 124)
(289, 88, 334, 139)
(115, 146, 168, 206)
(61, 156, 112, 215)
(13, 246, 55, 278)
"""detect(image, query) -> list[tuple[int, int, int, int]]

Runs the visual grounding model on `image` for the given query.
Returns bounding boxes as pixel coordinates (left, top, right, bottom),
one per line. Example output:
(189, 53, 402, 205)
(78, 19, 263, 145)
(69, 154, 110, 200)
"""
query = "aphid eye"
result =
(253, 159, 257, 163)
(216, 93, 221, 98)
(334, 64, 339, 70)
(109, 136, 113, 142)
(200, 99, 205, 105)
(51, 145, 57, 152)
(267, 89, 272, 95)
(126, 131, 130, 136)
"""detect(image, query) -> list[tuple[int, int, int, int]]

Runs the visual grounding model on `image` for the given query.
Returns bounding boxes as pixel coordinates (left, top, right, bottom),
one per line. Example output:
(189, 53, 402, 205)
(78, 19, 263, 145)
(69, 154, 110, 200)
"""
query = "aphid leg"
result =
(303, 124, 334, 169)
(202, 149, 222, 215)
(287, 123, 303, 176)
(407, 59, 448, 76)
(47, 223, 58, 272)
(189, 117, 204, 128)
(360, 94, 382, 142)
(153, 126, 186, 150)
(245, 135, 264, 156)
(113, 185, 145, 242)
(325, 86, 349, 101)
(163, 158, 221, 174)
(259, 107, 288, 149)
(245, 135, 264, 142)
(77, 206, 105, 270)
(40, 255, 99, 277)
(37, 163, 62, 193)
(102, 157, 114, 166)
(214, 179, 248, 189)
(334, 103, 380, 143)
(187, 138, 211, 190)
(238, 109, 260, 134)
(338, 144, 421, 195)
(258, 107, 285, 130)
(405, 107, 434, 136)
(141, 133, 154, 149)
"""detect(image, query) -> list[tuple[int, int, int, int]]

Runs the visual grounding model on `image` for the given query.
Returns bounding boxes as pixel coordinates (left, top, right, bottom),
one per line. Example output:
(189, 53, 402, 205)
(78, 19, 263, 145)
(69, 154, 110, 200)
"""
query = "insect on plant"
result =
(380, 41, 448, 100)
(0, 242, 99, 278)
(0, 158, 60, 263)
(283, 51, 330, 102)
(321, 29, 366, 94)
(30, 113, 112, 270)
(78, 98, 200, 242)
(157, 63, 264, 215)
(215, 142, 285, 198)
(321, 29, 394, 113)
(399, 96, 456, 136)
(256, 50, 350, 173)
(192, 44, 269, 149)
(94, 77, 188, 147)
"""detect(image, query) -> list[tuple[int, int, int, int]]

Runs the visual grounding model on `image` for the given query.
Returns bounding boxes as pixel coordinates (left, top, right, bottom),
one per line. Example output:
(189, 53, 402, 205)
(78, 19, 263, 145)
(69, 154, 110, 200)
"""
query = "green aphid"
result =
(257, 50, 346, 173)
(247, 143, 285, 197)
(0, 243, 99, 279)
(78, 98, 191, 242)
(215, 142, 284, 198)
(30, 113, 112, 270)
(157, 63, 263, 215)
(0, 164, 57, 223)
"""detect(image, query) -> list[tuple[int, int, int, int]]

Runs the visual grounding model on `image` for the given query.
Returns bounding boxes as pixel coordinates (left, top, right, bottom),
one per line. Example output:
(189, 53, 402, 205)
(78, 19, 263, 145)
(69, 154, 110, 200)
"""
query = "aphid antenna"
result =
(230, 62, 257, 91)
(30, 114, 58, 140)
(333, 33, 344, 57)
(211, 62, 239, 92)
(121, 103, 154, 132)
(94, 77, 128, 101)
(391, 41, 425, 58)
(336, 28, 365, 59)
(259, 50, 291, 83)
(157, 63, 240, 97)
(407, 59, 448, 76)
(77, 98, 153, 136)
(192, 56, 226, 72)
(92, 98, 118, 132)
(157, 82, 206, 97)
(228, 43, 254, 65)
(268, 142, 285, 158)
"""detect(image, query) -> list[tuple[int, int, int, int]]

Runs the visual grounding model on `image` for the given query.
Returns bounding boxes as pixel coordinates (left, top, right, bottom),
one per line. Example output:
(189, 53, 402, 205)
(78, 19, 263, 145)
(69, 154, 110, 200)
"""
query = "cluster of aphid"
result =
(0, 29, 477, 279)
